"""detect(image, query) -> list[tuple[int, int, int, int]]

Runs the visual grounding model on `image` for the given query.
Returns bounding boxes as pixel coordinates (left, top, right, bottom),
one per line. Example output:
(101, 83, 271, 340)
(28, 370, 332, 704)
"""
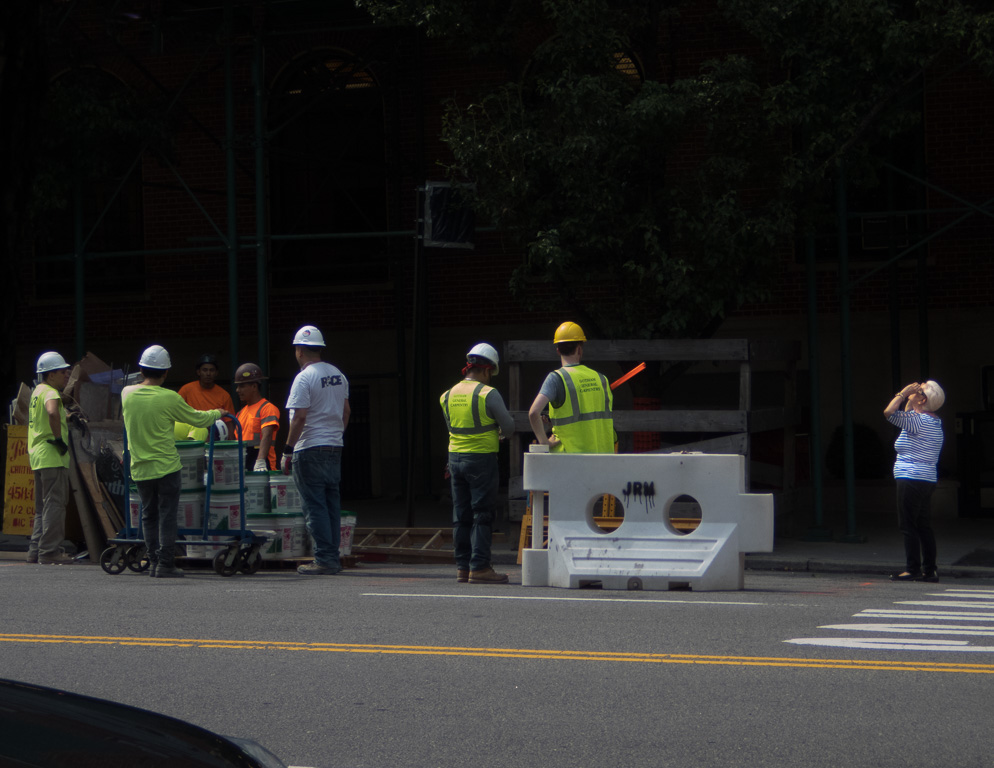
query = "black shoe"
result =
(919, 571, 939, 583)
(155, 565, 184, 578)
(890, 571, 921, 581)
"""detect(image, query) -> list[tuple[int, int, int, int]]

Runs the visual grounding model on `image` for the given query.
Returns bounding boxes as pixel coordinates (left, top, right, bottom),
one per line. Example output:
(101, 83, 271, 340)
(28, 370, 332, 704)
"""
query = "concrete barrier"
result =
(522, 453, 773, 591)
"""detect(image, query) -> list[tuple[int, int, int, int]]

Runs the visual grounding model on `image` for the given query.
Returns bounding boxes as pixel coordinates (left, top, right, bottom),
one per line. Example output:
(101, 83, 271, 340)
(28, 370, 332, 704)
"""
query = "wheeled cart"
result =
(101, 417, 268, 577)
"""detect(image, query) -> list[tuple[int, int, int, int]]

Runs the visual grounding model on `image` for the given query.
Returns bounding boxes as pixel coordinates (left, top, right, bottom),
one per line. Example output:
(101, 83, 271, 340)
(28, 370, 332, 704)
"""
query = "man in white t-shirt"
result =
(282, 325, 350, 576)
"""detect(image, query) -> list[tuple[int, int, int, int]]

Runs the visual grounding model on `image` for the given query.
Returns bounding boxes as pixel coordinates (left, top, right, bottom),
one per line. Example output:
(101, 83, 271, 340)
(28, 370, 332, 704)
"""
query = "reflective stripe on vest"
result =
(549, 365, 614, 453)
(440, 380, 498, 453)
(241, 401, 276, 445)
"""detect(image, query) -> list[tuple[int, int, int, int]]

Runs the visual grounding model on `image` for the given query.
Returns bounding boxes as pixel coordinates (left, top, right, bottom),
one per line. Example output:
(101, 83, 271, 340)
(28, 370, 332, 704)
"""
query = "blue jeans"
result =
(448, 452, 498, 571)
(292, 447, 342, 568)
(136, 470, 182, 567)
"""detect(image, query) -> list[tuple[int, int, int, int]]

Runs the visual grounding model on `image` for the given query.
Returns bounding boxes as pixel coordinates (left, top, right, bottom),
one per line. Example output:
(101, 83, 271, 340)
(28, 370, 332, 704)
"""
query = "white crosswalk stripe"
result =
(785, 587, 994, 653)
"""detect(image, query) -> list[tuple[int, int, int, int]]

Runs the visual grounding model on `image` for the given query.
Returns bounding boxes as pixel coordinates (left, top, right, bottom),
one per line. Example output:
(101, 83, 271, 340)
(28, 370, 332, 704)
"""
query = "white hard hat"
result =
(36, 351, 70, 375)
(467, 343, 499, 376)
(139, 345, 172, 370)
(292, 325, 326, 347)
(213, 419, 229, 441)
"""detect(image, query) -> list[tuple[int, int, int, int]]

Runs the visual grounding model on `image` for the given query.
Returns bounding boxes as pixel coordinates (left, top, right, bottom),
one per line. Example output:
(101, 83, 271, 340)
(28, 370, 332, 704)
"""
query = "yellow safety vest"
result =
(549, 365, 614, 453)
(28, 382, 69, 471)
(440, 380, 498, 453)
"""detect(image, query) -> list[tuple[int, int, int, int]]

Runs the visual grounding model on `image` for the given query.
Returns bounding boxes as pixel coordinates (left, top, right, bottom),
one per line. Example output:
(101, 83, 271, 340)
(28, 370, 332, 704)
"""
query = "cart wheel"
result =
(213, 548, 239, 577)
(238, 546, 262, 575)
(125, 544, 150, 573)
(100, 546, 127, 575)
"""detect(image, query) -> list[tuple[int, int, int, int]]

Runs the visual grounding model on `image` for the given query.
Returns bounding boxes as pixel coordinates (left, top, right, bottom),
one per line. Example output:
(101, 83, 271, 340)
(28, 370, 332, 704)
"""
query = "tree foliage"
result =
(359, 0, 994, 339)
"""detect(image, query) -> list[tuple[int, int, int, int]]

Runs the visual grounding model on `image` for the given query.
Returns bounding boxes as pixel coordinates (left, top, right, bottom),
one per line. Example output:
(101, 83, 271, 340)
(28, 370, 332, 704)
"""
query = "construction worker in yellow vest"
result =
(440, 343, 515, 584)
(26, 352, 74, 565)
(528, 322, 615, 453)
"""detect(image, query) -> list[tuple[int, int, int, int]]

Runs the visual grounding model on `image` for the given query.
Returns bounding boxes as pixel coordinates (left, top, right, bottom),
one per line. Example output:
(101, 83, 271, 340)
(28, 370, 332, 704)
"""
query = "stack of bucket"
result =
(340, 510, 357, 557)
(253, 472, 357, 560)
(246, 472, 308, 560)
(185, 440, 264, 558)
(176, 441, 207, 533)
(128, 441, 206, 536)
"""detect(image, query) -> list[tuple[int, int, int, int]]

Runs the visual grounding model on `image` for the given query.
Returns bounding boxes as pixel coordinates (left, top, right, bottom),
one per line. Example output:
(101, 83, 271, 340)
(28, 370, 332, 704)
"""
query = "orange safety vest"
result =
(236, 398, 280, 468)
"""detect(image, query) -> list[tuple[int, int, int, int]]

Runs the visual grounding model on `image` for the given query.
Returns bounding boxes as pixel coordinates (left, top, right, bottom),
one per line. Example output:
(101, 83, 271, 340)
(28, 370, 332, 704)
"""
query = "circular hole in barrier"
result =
(590, 494, 624, 534)
(667, 494, 701, 536)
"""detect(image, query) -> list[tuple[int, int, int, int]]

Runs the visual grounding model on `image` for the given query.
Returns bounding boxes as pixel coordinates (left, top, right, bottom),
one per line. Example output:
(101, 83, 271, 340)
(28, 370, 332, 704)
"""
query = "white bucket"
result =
(184, 536, 227, 560)
(247, 512, 306, 559)
(245, 525, 283, 560)
(283, 511, 307, 557)
(129, 487, 204, 532)
(176, 489, 205, 531)
(176, 441, 206, 490)
(340, 512, 356, 556)
(269, 472, 303, 512)
(128, 486, 141, 531)
(207, 489, 243, 532)
(243, 471, 270, 516)
(207, 441, 242, 489)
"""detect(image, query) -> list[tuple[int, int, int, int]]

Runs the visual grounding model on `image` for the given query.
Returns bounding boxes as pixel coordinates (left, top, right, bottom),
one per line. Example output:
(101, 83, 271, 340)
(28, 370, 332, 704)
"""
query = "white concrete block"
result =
(523, 453, 773, 591)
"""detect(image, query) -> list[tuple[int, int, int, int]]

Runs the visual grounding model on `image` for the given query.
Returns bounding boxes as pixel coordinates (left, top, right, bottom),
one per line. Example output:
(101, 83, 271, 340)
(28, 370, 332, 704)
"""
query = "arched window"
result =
(34, 68, 146, 297)
(268, 50, 388, 286)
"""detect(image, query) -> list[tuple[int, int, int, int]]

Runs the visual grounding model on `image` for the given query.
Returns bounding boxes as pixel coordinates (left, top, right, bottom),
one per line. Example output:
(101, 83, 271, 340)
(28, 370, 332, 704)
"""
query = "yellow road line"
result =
(1, 633, 993, 673)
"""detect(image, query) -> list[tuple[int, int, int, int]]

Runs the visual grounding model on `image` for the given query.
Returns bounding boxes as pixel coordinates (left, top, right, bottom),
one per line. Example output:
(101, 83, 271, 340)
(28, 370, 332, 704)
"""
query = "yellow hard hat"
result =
(553, 321, 586, 344)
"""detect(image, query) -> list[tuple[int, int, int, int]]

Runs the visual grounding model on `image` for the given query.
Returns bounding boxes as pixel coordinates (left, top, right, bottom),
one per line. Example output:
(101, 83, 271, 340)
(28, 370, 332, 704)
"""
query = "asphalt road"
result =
(1, 560, 993, 768)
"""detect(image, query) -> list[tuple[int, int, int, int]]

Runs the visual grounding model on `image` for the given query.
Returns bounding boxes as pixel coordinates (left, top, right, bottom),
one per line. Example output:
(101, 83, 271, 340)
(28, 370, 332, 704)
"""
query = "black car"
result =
(0, 678, 289, 768)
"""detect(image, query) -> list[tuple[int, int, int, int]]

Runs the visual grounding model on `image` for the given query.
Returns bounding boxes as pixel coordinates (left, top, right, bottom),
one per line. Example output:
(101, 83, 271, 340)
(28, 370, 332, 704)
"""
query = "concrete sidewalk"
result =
(5, 497, 994, 581)
(340, 496, 994, 580)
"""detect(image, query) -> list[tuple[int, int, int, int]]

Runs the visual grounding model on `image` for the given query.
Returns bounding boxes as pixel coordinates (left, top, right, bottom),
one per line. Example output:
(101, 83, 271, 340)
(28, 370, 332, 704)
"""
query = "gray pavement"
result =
(4, 495, 994, 581)
(339, 495, 994, 581)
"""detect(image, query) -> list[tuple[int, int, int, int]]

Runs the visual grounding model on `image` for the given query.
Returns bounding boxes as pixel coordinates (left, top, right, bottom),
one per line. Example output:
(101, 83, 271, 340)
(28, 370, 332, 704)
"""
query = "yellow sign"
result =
(3, 425, 35, 536)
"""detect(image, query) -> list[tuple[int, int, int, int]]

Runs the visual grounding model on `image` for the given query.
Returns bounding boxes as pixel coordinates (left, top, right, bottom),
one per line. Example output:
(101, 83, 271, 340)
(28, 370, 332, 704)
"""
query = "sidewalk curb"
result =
(746, 556, 994, 580)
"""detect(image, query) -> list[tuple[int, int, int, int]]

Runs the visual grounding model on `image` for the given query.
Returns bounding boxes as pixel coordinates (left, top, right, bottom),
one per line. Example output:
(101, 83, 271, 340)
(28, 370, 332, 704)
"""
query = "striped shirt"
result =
(888, 411, 944, 482)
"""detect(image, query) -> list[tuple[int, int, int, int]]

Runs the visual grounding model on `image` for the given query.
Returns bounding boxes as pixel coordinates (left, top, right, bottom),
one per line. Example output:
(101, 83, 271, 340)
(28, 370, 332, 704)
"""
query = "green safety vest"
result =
(440, 380, 498, 453)
(28, 382, 69, 471)
(549, 365, 614, 453)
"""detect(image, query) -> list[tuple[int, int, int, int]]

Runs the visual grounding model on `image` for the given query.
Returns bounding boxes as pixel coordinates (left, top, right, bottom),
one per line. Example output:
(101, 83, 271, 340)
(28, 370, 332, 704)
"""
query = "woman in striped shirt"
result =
(883, 380, 945, 582)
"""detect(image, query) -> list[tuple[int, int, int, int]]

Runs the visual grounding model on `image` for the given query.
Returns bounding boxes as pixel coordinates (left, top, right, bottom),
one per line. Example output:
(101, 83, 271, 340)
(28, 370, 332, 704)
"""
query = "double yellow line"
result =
(2, 633, 993, 674)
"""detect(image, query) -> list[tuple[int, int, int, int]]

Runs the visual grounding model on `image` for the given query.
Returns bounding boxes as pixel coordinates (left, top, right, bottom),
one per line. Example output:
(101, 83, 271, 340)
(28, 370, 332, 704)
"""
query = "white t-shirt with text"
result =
(285, 361, 350, 450)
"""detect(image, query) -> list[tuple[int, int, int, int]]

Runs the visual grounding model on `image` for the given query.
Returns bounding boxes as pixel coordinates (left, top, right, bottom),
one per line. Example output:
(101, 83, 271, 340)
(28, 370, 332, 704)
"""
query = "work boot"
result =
(26, 552, 38, 564)
(155, 564, 184, 578)
(148, 561, 158, 578)
(456, 569, 470, 583)
(468, 566, 509, 584)
(297, 561, 341, 575)
(39, 553, 74, 565)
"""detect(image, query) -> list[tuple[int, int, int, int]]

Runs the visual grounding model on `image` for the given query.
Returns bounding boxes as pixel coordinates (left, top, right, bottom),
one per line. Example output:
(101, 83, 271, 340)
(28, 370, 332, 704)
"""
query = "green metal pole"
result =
(888, 164, 901, 393)
(918, 246, 929, 381)
(837, 163, 863, 542)
(804, 235, 830, 540)
(253, 18, 269, 385)
(73, 151, 84, 362)
(224, 0, 239, 378)
(406, 31, 427, 526)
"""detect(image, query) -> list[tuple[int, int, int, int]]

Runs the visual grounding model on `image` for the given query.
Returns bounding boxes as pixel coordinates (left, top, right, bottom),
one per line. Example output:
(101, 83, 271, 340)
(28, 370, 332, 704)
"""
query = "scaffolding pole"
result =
(225, 0, 240, 374)
(253, 8, 270, 381)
